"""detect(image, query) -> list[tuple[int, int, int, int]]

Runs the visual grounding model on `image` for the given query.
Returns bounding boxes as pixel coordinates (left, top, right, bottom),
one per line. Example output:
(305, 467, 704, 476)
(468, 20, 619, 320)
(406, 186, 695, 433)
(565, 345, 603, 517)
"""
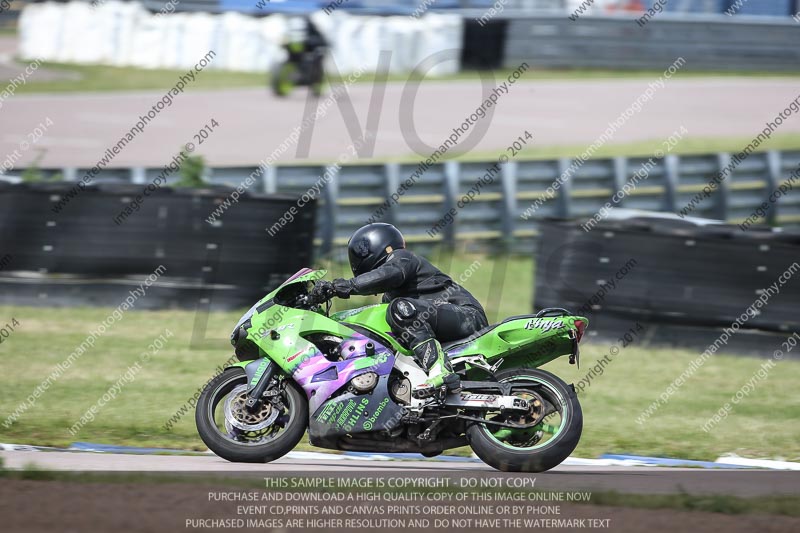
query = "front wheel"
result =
(195, 367, 308, 463)
(467, 368, 582, 472)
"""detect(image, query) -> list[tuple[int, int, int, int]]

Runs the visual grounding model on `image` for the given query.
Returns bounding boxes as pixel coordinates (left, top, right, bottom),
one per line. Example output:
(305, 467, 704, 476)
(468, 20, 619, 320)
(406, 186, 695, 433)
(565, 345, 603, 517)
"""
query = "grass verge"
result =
(439, 133, 800, 165)
(308, 133, 800, 168)
(6, 58, 800, 95)
(10, 62, 268, 94)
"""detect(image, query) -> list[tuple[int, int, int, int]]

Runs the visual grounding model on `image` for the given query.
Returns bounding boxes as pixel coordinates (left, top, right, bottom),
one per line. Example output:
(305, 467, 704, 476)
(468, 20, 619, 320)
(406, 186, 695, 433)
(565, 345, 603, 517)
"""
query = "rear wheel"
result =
(309, 55, 325, 97)
(195, 367, 308, 463)
(310, 79, 324, 97)
(466, 368, 582, 472)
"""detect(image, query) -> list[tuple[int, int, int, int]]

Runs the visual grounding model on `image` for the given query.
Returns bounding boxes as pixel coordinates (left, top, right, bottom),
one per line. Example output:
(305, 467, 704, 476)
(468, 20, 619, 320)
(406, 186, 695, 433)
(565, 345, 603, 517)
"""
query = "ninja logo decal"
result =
(524, 318, 564, 332)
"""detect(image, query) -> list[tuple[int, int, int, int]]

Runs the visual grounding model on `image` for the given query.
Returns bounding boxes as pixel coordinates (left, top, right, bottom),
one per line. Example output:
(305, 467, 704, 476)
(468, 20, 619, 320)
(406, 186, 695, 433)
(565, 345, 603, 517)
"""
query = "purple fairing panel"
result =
(283, 268, 315, 284)
(293, 333, 395, 414)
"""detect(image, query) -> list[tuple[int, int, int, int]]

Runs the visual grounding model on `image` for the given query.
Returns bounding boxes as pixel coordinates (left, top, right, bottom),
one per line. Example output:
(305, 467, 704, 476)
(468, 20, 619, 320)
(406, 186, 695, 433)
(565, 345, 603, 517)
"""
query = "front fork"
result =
(243, 358, 277, 412)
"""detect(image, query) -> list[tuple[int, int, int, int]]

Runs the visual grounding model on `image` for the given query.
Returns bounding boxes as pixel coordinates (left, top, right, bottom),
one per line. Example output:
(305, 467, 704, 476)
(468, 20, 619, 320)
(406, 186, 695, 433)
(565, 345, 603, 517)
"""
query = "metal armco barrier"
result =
(503, 14, 800, 72)
(534, 217, 800, 352)
(26, 148, 800, 253)
(0, 183, 316, 309)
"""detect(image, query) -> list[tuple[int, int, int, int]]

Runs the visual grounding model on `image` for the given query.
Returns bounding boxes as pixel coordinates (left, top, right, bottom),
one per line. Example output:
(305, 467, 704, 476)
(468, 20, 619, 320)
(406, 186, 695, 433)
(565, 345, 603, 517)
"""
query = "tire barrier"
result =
(18, 3, 463, 76)
(24, 149, 800, 252)
(534, 216, 800, 352)
(0, 183, 316, 309)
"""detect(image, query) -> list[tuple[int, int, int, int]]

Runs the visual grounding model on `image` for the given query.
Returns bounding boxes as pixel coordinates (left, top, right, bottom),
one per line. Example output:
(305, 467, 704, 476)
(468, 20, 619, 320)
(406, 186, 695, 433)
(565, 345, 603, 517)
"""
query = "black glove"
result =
(310, 280, 335, 303)
(332, 278, 354, 299)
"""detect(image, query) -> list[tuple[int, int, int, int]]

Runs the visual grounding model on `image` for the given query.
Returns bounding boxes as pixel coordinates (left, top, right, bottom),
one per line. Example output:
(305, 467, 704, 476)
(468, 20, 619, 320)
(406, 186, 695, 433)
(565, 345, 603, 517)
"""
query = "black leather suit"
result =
(338, 249, 489, 352)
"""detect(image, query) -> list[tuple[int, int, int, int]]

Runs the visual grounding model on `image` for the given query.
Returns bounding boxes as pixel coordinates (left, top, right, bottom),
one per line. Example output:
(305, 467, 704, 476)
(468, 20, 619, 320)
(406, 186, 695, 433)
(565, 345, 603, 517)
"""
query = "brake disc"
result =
(224, 384, 280, 432)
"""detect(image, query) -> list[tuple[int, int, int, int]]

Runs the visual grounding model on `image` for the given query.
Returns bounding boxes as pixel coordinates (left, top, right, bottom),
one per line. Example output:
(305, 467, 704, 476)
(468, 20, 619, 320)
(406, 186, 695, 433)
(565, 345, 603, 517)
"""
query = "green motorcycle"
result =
(196, 268, 587, 472)
(270, 42, 325, 98)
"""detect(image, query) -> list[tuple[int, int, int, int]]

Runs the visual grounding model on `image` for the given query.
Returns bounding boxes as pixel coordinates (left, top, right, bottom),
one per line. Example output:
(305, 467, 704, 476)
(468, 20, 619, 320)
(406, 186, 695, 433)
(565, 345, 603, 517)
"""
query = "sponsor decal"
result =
(250, 359, 270, 387)
(344, 397, 370, 431)
(362, 397, 390, 431)
(524, 318, 564, 332)
(286, 349, 305, 363)
(460, 393, 497, 403)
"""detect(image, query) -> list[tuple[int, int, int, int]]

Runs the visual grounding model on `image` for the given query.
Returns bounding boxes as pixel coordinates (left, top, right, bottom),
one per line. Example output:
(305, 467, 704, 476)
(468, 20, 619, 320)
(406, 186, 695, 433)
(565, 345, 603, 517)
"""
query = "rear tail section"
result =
(449, 309, 588, 372)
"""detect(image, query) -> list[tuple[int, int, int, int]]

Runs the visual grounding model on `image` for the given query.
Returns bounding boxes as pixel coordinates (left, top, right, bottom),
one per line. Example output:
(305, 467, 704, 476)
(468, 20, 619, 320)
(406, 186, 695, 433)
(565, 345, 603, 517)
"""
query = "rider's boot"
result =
(411, 338, 461, 399)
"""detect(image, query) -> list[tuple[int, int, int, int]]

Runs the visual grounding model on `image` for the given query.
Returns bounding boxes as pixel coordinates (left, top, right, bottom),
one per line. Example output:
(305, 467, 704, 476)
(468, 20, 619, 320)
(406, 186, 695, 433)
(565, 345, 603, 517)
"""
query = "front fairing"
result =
(227, 268, 403, 425)
(234, 298, 398, 415)
(232, 268, 328, 338)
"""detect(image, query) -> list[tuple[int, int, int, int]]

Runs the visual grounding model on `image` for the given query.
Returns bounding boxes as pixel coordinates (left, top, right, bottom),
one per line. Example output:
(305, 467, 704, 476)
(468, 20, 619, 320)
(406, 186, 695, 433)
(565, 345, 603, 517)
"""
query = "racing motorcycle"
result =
(195, 268, 587, 472)
(271, 42, 325, 98)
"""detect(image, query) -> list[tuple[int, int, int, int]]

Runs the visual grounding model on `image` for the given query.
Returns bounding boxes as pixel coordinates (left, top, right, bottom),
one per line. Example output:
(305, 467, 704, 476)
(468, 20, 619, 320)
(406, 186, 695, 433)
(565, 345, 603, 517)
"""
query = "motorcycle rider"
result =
(285, 16, 328, 58)
(313, 223, 489, 399)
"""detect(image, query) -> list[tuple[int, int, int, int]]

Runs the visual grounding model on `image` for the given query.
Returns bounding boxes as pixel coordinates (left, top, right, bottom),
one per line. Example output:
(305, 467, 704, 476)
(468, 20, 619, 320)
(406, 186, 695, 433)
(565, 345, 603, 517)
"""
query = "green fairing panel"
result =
(330, 304, 411, 355)
(247, 308, 355, 375)
(227, 269, 334, 374)
(454, 316, 588, 372)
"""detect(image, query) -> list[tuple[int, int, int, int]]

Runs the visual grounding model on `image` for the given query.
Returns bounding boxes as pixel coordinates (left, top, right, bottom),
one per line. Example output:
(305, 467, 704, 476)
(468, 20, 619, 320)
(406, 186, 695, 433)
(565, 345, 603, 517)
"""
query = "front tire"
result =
(467, 368, 582, 473)
(195, 367, 308, 463)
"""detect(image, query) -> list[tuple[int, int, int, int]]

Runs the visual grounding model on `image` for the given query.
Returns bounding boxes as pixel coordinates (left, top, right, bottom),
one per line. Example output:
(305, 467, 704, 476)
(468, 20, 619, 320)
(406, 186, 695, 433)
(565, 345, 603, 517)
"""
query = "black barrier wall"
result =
(504, 15, 800, 72)
(535, 217, 800, 352)
(0, 183, 316, 309)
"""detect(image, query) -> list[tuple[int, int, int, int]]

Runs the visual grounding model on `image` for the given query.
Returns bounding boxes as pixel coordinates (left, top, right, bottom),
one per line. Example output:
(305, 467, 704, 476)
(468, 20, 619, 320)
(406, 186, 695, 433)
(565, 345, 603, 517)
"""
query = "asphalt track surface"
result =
(2, 450, 798, 497)
(2, 70, 800, 169)
(3, 451, 800, 533)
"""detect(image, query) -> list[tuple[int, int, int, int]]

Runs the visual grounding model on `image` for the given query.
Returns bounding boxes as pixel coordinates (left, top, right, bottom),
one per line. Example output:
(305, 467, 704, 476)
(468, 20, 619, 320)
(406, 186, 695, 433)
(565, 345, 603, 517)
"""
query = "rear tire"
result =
(466, 368, 582, 473)
(310, 61, 324, 97)
(195, 367, 308, 463)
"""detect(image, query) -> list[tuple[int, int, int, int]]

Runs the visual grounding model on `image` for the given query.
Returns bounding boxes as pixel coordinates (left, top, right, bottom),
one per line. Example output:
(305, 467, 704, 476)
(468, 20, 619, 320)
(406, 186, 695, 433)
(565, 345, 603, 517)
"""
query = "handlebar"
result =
(297, 294, 318, 307)
(299, 285, 334, 307)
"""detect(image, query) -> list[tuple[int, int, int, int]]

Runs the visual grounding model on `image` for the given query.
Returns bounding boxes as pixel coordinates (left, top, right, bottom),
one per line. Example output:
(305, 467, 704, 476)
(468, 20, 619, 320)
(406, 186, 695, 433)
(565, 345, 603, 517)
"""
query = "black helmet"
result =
(347, 223, 405, 276)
